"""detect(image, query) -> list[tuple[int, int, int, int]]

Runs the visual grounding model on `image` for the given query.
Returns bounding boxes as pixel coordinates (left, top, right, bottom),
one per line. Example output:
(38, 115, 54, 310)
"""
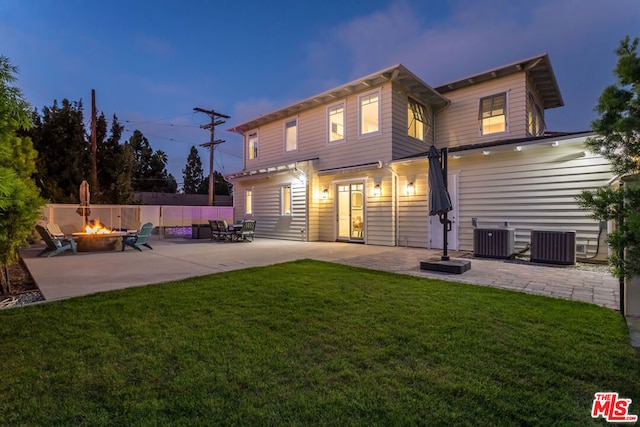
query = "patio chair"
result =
(209, 220, 233, 242)
(234, 219, 256, 242)
(46, 223, 66, 239)
(35, 225, 78, 257)
(122, 222, 153, 252)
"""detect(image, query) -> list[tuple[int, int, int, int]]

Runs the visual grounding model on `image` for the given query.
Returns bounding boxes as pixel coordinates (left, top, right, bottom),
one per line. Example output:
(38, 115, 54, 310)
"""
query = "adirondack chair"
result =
(121, 222, 153, 251)
(46, 223, 67, 239)
(35, 225, 78, 257)
(234, 219, 256, 242)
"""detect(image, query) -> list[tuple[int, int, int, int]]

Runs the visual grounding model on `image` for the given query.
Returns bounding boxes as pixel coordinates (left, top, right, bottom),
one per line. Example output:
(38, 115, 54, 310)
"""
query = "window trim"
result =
(283, 117, 298, 152)
(245, 189, 253, 215)
(478, 92, 508, 136)
(281, 184, 292, 216)
(407, 97, 429, 141)
(527, 92, 545, 136)
(358, 89, 381, 137)
(247, 130, 259, 160)
(327, 101, 346, 144)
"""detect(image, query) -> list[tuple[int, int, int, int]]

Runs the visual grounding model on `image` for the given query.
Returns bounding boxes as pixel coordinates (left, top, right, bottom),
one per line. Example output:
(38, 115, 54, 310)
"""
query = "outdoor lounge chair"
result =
(234, 219, 256, 242)
(209, 220, 233, 242)
(121, 222, 153, 251)
(35, 225, 78, 257)
(46, 223, 67, 239)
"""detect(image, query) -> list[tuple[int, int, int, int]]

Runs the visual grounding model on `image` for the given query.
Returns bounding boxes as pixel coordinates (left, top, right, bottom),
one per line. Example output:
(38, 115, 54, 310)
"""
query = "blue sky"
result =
(1, 0, 639, 187)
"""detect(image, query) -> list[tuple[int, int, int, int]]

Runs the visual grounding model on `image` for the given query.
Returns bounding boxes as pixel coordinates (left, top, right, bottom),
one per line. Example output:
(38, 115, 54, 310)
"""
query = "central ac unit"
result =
(530, 230, 576, 265)
(473, 228, 515, 259)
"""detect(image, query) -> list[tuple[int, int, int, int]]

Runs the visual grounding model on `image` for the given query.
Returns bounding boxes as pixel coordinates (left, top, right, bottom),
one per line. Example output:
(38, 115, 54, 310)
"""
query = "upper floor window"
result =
(479, 93, 507, 135)
(245, 189, 253, 215)
(408, 98, 430, 141)
(247, 131, 258, 159)
(359, 90, 380, 136)
(328, 103, 345, 143)
(284, 118, 298, 152)
(281, 184, 291, 215)
(527, 92, 545, 136)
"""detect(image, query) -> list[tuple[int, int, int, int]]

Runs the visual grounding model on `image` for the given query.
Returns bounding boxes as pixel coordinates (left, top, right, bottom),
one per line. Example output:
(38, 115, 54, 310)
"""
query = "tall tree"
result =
(578, 36, 640, 282)
(182, 146, 206, 194)
(126, 130, 177, 193)
(0, 56, 45, 293)
(95, 114, 135, 204)
(28, 99, 89, 202)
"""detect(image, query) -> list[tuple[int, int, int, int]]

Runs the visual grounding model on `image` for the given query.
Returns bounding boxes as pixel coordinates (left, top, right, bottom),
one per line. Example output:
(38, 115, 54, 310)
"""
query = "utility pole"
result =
(91, 89, 97, 187)
(193, 107, 230, 206)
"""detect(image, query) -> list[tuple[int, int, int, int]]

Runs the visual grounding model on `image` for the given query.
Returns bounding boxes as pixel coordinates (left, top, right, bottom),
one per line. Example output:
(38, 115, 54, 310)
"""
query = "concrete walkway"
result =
(21, 236, 638, 345)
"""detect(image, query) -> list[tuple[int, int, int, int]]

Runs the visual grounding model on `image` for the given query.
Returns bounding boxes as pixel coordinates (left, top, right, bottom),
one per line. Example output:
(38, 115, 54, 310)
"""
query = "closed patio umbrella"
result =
(427, 145, 452, 216)
(77, 180, 91, 226)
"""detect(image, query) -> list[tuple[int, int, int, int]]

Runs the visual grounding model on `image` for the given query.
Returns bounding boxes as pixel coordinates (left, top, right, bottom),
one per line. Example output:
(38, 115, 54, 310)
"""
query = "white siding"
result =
(391, 85, 435, 160)
(451, 137, 613, 259)
(437, 72, 528, 148)
(231, 173, 308, 241)
(394, 163, 430, 247)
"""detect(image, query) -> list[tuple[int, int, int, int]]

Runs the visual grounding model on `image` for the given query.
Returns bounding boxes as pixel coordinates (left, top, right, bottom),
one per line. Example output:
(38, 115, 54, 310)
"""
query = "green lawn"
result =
(1, 260, 638, 426)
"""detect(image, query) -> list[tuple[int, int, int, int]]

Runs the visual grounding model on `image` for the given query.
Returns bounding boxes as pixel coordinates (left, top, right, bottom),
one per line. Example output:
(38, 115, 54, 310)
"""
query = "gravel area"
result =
(0, 291, 45, 309)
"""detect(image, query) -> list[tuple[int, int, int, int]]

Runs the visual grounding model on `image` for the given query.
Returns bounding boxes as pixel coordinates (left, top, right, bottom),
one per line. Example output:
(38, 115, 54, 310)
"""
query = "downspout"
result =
(388, 165, 399, 246)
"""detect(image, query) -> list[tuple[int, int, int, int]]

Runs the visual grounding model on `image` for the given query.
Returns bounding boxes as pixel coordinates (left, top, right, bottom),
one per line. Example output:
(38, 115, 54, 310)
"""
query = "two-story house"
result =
(227, 54, 613, 259)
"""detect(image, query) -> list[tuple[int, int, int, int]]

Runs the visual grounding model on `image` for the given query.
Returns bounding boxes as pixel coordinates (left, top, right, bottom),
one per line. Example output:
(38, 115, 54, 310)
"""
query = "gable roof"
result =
(228, 64, 449, 134)
(434, 54, 564, 110)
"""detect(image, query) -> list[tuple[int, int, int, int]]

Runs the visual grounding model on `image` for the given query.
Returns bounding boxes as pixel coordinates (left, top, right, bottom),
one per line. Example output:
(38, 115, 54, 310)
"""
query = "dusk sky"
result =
(1, 0, 639, 187)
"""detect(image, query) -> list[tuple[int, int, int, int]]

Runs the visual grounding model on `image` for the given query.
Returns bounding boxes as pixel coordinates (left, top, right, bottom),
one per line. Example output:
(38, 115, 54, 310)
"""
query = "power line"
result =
(193, 107, 230, 206)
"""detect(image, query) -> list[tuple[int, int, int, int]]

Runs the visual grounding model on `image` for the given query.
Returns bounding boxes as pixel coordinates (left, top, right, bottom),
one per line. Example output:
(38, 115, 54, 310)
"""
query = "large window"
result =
(245, 189, 253, 215)
(247, 131, 258, 159)
(408, 98, 430, 140)
(527, 92, 545, 136)
(479, 93, 506, 135)
(284, 118, 297, 151)
(359, 91, 380, 136)
(281, 185, 291, 215)
(328, 103, 345, 143)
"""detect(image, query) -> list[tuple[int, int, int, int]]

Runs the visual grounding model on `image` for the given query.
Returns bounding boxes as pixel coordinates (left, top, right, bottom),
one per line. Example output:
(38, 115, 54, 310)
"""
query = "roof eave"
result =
(228, 64, 450, 134)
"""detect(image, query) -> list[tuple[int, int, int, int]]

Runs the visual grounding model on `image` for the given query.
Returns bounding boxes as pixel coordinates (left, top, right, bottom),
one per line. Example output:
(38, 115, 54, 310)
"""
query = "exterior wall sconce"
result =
(551, 141, 559, 147)
(372, 184, 381, 197)
(321, 189, 329, 200)
(514, 146, 522, 152)
(482, 150, 490, 156)
(406, 182, 415, 196)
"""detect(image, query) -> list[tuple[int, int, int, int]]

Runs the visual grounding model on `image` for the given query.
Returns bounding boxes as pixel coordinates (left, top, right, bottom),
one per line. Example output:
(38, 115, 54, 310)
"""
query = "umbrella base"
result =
(420, 258, 471, 274)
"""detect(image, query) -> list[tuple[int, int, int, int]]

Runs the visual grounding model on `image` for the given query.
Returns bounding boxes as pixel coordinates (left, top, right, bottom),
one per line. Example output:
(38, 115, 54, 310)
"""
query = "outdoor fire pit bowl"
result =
(71, 232, 127, 252)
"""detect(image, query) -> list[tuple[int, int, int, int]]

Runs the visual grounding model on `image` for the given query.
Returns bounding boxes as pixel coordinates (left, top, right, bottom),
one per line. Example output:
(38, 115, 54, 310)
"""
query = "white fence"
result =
(41, 204, 234, 238)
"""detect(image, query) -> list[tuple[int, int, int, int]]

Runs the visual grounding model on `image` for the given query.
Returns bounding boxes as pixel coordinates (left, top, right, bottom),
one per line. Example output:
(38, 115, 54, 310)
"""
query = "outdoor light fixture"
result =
(372, 184, 381, 197)
(514, 146, 522, 152)
(482, 150, 490, 156)
(551, 141, 559, 147)
(321, 189, 329, 199)
(406, 182, 415, 196)
(452, 154, 461, 159)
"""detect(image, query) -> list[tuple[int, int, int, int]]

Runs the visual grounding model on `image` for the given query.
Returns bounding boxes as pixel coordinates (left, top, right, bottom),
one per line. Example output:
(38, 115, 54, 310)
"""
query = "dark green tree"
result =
(199, 170, 233, 197)
(0, 56, 46, 293)
(182, 146, 206, 194)
(126, 130, 177, 193)
(95, 114, 135, 204)
(577, 36, 640, 280)
(28, 99, 89, 202)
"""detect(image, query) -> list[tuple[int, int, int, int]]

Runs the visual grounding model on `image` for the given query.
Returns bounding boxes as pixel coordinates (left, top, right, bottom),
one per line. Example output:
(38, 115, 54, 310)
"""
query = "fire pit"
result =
(71, 232, 127, 252)
(71, 220, 127, 252)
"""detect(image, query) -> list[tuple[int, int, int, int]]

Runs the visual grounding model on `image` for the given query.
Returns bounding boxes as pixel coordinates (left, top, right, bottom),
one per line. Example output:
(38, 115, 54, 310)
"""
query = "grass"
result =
(1, 260, 638, 426)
